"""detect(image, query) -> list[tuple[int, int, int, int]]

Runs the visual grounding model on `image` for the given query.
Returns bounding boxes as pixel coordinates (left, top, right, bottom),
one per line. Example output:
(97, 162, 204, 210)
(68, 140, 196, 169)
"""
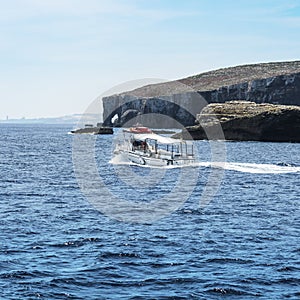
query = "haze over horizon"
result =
(1, 0, 300, 120)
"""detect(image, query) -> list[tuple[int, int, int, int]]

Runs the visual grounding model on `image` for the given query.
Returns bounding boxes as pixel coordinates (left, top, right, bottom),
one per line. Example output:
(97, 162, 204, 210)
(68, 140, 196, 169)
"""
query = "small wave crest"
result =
(205, 286, 260, 296)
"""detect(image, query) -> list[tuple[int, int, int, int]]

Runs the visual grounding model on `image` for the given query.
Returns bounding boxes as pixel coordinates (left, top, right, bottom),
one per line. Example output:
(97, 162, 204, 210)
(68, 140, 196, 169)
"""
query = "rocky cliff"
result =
(102, 61, 300, 127)
(176, 101, 300, 142)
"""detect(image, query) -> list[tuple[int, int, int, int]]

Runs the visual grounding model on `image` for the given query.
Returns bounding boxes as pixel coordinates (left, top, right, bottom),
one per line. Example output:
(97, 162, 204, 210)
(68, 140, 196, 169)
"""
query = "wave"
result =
(205, 286, 260, 296)
(205, 257, 254, 264)
(202, 162, 300, 174)
(50, 237, 101, 248)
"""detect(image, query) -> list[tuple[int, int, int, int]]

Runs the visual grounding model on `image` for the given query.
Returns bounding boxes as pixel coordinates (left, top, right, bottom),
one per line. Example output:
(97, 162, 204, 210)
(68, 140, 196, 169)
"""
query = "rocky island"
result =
(102, 60, 300, 141)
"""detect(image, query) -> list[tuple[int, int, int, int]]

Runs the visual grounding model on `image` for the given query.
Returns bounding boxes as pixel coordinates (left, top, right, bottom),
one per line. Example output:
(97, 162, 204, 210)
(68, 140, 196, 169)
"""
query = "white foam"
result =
(109, 153, 129, 165)
(201, 162, 300, 174)
(110, 154, 300, 174)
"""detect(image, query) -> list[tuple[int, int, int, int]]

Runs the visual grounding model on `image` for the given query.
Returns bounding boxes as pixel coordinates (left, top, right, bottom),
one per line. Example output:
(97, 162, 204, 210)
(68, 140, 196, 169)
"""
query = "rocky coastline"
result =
(175, 101, 300, 142)
(101, 60, 300, 142)
(102, 61, 300, 128)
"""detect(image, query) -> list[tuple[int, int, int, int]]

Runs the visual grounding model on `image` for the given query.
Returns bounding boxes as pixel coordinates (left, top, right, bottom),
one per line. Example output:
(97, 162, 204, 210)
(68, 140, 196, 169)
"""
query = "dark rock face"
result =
(177, 101, 300, 142)
(200, 73, 300, 105)
(116, 109, 139, 126)
(102, 61, 300, 127)
(103, 93, 201, 128)
(71, 126, 113, 134)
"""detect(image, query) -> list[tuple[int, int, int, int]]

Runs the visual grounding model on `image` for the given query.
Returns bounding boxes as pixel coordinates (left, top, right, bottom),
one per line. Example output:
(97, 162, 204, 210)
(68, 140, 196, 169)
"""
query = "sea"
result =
(0, 124, 299, 300)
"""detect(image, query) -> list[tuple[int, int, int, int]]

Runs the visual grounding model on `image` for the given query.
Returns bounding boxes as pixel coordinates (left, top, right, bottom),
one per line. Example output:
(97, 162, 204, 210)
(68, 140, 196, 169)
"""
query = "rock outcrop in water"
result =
(71, 126, 113, 134)
(102, 61, 300, 127)
(175, 101, 300, 142)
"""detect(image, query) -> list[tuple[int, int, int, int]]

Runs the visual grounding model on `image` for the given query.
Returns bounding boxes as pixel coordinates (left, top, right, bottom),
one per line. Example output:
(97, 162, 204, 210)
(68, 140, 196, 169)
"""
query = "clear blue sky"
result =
(1, 0, 300, 119)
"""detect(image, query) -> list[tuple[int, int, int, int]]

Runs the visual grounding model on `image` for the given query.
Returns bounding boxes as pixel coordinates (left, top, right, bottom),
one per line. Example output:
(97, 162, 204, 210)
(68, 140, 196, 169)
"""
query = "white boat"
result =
(114, 127, 195, 167)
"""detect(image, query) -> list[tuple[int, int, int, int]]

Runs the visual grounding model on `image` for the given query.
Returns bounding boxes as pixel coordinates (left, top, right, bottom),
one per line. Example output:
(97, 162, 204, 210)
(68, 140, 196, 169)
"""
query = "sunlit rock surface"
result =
(102, 61, 300, 128)
(175, 101, 300, 142)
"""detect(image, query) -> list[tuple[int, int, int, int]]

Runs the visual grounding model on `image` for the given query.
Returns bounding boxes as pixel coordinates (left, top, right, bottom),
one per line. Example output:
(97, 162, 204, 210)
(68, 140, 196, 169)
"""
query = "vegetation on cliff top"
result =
(117, 60, 300, 97)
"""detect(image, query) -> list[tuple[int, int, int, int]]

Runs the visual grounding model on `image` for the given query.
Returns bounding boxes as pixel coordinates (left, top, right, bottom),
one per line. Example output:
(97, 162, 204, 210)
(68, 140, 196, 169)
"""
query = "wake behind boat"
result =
(114, 126, 195, 167)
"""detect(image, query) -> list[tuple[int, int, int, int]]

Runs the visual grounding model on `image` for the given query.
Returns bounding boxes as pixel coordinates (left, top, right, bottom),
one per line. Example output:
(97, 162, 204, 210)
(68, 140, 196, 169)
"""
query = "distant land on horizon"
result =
(0, 113, 101, 126)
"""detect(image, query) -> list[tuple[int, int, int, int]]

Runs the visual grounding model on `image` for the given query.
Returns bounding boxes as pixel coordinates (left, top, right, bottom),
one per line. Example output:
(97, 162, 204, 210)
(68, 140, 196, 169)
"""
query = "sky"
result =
(0, 0, 300, 120)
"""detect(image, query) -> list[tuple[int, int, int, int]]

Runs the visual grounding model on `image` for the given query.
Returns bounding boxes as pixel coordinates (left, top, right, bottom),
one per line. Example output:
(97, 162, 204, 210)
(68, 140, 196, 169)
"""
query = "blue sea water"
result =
(0, 124, 299, 299)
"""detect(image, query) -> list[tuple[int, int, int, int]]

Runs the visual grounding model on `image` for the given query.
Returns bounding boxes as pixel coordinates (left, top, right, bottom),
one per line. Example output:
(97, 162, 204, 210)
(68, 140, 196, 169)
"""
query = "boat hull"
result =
(127, 152, 146, 165)
(123, 151, 194, 167)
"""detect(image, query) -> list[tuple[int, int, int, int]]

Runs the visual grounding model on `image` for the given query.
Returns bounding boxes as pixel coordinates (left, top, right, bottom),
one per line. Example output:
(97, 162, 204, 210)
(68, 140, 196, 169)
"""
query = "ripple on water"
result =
(0, 125, 300, 299)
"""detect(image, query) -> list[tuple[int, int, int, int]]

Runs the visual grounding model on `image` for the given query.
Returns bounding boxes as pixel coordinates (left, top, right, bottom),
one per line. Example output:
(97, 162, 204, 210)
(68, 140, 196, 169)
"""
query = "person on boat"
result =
(132, 139, 143, 150)
(132, 140, 138, 150)
(141, 141, 149, 152)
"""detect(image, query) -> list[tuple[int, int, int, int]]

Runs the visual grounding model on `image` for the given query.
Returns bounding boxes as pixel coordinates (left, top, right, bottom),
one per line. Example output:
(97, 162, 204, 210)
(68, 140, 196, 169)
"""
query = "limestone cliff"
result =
(176, 101, 300, 142)
(102, 61, 300, 127)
